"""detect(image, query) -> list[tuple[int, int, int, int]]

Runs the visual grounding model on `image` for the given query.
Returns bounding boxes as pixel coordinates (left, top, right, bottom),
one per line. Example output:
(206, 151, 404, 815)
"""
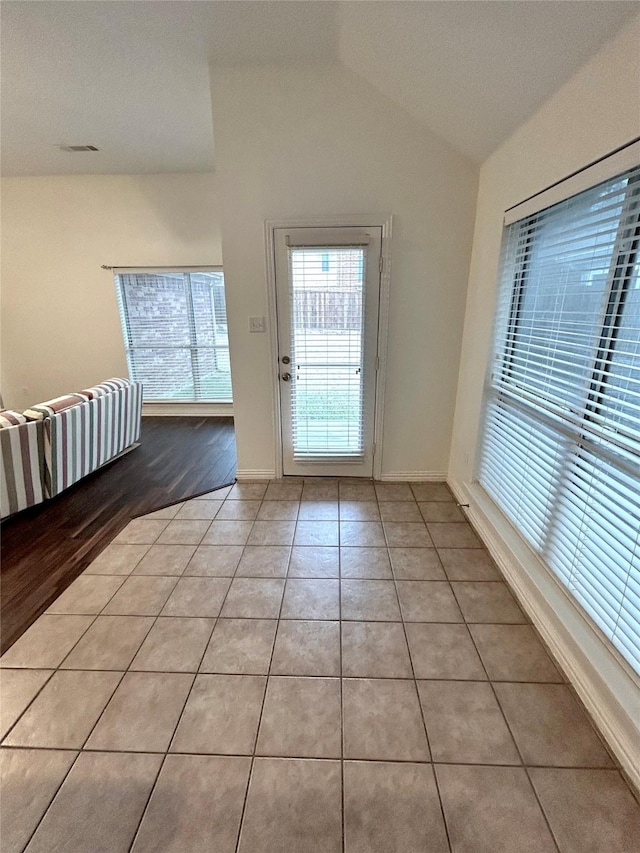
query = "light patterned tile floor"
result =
(2, 479, 640, 853)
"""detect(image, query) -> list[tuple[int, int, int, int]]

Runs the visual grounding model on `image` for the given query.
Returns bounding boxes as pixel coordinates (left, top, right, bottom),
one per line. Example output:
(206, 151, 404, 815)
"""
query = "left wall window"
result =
(114, 269, 232, 402)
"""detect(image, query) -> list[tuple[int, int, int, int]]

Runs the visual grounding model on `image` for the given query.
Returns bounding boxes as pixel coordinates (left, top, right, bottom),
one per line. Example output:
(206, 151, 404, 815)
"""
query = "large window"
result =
(479, 165, 640, 674)
(114, 269, 232, 402)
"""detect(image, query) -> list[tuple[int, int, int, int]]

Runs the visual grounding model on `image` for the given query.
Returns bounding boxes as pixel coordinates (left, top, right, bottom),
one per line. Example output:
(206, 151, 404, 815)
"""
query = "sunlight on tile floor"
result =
(2, 479, 639, 852)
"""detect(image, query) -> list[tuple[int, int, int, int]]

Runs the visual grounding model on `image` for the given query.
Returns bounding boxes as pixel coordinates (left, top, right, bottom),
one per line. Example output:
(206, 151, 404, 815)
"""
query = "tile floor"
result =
(2, 479, 640, 853)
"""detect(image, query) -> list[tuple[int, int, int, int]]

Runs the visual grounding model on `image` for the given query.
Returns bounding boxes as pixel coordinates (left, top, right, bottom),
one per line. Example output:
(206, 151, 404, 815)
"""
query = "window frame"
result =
(492, 173, 640, 458)
(478, 163, 640, 675)
(114, 266, 232, 404)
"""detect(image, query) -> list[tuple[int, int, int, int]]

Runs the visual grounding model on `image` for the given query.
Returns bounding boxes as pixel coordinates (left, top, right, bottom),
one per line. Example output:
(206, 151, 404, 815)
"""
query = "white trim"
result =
(265, 215, 392, 230)
(504, 139, 640, 225)
(235, 469, 275, 481)
(265, 222, 283, 478)
(113, 265, 223, 274)
(264, 214, 393, 481)
(448, 476, 640, 794)
(142, 403, 233, 417)
(379, 470, 448, 482)
(372, 217, 392, 482)
(284, 229, 372, 248)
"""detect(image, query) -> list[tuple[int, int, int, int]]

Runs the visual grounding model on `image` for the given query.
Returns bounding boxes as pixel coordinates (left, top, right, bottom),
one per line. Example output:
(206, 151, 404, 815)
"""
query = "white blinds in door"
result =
(479, 165, 640, 674)
(288, 247, 366, 459)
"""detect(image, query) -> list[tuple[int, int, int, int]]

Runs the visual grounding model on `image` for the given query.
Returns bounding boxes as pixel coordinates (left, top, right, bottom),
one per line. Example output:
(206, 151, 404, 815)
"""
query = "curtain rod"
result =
(504, 135, 640, 216)
(503, 137, 640, 226)
(505, 136, 640, 213)
(101, 265, 219, 270)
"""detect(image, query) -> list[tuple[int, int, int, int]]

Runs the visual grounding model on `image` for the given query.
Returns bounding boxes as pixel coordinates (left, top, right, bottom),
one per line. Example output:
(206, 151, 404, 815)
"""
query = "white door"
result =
(274, 226, 382, 477)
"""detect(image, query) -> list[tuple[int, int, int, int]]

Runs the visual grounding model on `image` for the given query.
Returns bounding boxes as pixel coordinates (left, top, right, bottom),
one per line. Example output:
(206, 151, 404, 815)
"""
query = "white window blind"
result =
(289, 247, 366, 459)
(114, 270, 232, 402)
(479, 164, 640, 674)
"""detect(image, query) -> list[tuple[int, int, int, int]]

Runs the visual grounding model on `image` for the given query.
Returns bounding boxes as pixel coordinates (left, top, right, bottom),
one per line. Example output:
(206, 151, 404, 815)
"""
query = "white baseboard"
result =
(448, 476, 640, 794)
(235, 469, 275, 480)
(379, 470, 448, 482)
(142, 403, 233, 417)
(235, 469, 449, 482)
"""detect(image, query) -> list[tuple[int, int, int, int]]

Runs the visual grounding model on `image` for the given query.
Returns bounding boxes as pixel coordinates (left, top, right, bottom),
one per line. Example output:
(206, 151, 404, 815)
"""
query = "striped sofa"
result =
(1, 378, 143, 518)
(0, 413, 45, 518)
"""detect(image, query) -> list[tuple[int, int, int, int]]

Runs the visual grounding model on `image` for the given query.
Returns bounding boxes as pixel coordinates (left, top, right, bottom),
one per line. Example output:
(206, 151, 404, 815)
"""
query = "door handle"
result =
(281, 372, 291, 382)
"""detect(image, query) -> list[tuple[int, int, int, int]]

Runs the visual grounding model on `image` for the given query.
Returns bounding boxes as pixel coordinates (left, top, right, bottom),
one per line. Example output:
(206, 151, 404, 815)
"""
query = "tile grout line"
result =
(11, 487, 241, 853)
(14, 747, 86, 852)
(0, 529, 182, 747)
(45, 572, 128, 619)
(5, 484, 254, 851)
(384, 484, 454, 853)
(407, 484, 456, 853)
(232, 484, 290, 853)
(189, 487, 263, 689)
(82, 540, 152, 577)
(120, 485, 260, 853)
(125, 524, 235, 853)
(0, 667, 577, 683)
(0, 586, 127, 744)
(0, 672, 60, 746)
(2, 612, 543, 626)
(125, 751, 167, 853)
(462, 598, 563, 853)
(4, 742, 631, 771)
(12, 651, 133, 850)
(416, 484, 560, 846)
(126, 660, 201, 852)
(84, 557, 179, 676)
(5, 480, 636, 849)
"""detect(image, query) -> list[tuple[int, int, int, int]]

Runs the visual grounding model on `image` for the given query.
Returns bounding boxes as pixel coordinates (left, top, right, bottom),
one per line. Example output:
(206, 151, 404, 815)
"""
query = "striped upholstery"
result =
(24, 394, 89, 421)
(42, 398, 95, 497)
(92, 380, 143, 467)
(0, 410, 27, 428)
(1, 380, 143, 514)
(44, 381, 143, 497)
(80, 378, 130, 399)
(1, 420, 45, 518)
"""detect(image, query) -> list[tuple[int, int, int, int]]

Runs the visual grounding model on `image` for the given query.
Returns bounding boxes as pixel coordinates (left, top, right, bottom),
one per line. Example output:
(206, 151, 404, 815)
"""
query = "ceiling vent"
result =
(58, 145, 100, 152)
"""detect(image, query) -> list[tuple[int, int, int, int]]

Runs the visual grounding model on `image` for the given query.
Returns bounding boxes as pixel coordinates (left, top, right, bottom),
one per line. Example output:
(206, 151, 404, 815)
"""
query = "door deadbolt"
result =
(281, 372, 291, 382)
(281, 356, 291, 364)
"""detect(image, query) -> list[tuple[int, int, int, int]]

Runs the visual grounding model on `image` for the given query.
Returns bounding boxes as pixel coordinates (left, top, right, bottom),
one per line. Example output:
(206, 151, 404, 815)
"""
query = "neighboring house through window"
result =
(114, 268, 232, 402)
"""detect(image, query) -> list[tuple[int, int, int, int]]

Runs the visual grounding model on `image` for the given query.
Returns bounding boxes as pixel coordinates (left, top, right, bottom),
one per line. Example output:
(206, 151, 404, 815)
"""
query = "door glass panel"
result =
(289, 247, 365, 458)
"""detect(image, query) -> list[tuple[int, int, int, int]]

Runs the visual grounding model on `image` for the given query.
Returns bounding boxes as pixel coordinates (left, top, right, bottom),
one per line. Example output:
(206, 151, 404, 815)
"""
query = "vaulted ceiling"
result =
(1, 1, 637, 176)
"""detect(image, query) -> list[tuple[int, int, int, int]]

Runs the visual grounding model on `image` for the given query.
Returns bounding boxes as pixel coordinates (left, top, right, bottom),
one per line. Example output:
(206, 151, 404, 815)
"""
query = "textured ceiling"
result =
(339, 1, 640, 162)
(1, 1, 637, 175)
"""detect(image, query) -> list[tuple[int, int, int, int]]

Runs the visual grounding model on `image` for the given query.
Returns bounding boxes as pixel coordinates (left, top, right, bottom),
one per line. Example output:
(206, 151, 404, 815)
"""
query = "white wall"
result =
(450, 15, 640, 489)
(1, 173, 222, 410)
(210, 62, 478, 478)
(449, 16, 640, 788)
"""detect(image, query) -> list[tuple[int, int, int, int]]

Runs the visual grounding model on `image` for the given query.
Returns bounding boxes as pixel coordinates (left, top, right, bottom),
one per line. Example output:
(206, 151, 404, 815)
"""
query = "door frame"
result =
(265, 214, 393, 479)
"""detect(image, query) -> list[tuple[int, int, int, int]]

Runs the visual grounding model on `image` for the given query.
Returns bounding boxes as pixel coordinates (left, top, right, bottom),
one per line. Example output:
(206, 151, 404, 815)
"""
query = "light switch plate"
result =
(249, 316, 266, 333)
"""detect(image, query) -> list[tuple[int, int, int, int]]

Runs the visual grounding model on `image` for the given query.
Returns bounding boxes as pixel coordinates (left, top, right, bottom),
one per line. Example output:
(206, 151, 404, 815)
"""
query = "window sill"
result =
(142, 402, 233, 417)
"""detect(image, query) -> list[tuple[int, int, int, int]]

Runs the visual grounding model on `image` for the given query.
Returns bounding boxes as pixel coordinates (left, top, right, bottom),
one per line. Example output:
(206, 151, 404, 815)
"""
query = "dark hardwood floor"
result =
(0, 416, 236, 653)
